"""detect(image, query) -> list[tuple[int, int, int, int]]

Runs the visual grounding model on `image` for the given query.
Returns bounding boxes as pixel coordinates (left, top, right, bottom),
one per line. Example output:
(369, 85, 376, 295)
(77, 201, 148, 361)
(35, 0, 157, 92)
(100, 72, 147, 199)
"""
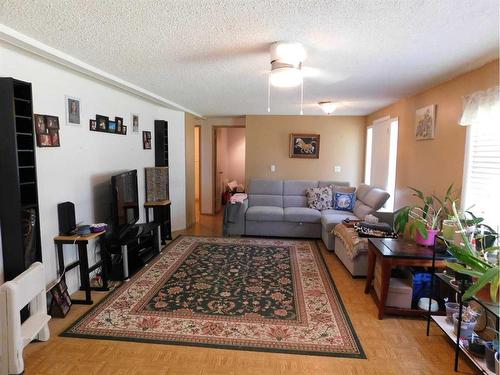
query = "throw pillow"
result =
(330, 185, 356, 208)
(305, 186, 333, 210)
(334, 192, 356, 211)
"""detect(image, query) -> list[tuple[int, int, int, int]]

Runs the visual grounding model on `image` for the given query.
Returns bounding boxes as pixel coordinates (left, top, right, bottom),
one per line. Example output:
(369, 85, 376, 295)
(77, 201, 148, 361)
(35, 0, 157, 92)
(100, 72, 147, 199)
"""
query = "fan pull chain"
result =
(267, 74, 271, 113)
(300, 79, 304, 115)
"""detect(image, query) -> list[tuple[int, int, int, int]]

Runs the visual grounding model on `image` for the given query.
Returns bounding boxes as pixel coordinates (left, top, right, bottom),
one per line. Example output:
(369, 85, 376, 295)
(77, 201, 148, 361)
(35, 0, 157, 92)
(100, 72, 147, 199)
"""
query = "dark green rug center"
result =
(145, 243, 297, 320)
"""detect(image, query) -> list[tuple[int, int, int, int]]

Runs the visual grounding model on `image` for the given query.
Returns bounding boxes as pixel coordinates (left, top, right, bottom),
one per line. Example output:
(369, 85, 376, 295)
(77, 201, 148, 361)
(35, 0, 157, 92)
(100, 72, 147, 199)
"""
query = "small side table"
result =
(144, 199, 172, 244)
(364, 238, 450, 319)
(54, 231, 108, 305)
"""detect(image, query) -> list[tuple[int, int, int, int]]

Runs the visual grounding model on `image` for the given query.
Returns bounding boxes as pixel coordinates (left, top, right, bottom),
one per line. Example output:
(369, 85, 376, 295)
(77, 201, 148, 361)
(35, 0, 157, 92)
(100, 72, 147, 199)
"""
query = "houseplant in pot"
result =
(445, 202, 500, 302)
(394, 185, 445, 246)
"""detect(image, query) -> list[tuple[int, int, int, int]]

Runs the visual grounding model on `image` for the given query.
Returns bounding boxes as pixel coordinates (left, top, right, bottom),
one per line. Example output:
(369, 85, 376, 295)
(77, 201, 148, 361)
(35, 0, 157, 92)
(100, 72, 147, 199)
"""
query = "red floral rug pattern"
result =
(62, 236, 365, 358)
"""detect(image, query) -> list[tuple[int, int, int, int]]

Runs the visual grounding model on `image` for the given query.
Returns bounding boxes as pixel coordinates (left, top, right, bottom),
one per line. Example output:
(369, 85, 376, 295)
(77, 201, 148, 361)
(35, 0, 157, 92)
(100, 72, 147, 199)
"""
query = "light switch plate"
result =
(334, 165, 341, 173)
(270, 165, 276, 172)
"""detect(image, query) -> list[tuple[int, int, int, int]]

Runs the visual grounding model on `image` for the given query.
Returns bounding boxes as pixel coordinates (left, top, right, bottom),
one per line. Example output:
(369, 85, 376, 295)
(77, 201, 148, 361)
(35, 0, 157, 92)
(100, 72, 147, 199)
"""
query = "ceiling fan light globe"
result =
(270, 67, 303, 88)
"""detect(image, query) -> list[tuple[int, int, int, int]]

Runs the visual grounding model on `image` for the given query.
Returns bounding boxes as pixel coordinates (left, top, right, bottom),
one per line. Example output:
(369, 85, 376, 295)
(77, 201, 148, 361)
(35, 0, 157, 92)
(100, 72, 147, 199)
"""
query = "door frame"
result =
(194, 125, 202, 215)
(212, 125, 245, 214)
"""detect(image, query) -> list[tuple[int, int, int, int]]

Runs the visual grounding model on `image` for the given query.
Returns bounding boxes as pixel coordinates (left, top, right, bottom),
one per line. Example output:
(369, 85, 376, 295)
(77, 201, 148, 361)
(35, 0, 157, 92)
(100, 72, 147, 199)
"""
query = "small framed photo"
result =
(122, 125, 127, 135)
(96, 115, 108, 132)
(115, 116, 123, 132)
(34, 114, 46, 134)
(89, 119, 97, 131)
(108, 120, 117, 133)
(65, 96, 81, 126)
(45, 115, 59, 130)
(37, 133, 52, 147)
(49, 130, 60, 147)
(132, 114, 139, 133)
(143, 131, 152, 149)
(289, 133, 320, 159)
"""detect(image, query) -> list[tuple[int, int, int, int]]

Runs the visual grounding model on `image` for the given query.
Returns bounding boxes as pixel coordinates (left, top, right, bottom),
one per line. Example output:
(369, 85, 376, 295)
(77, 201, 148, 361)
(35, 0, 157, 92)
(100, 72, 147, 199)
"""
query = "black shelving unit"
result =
(153, 120, 171, 243)
(0, 77, 42, 281)
(426, 250, 499, 374)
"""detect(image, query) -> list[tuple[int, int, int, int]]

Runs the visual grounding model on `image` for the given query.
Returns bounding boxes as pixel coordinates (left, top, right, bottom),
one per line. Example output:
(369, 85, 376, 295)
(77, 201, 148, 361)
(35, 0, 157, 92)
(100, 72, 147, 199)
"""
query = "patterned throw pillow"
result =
(333, 192, 356, 211)
(305, 186, 333, 210)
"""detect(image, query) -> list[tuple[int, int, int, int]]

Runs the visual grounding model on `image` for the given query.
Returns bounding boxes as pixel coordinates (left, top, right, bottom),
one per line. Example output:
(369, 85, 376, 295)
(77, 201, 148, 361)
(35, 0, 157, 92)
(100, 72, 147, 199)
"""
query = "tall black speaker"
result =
(57, 201, 76, 235)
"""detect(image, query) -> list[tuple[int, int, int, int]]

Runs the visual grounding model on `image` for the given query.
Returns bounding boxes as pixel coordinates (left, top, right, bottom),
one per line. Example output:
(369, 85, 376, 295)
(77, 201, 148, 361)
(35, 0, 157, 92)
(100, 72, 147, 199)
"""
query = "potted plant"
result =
(394, 185, 450, 246)
(445, 202, 500, 302)
(452, 306, 479, 337)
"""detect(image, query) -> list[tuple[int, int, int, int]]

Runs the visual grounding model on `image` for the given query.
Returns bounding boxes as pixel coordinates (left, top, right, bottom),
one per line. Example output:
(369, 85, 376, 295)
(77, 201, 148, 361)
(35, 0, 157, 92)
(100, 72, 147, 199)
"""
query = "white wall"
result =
(0, 41, 186, 291)
(200, 116, 245, 214)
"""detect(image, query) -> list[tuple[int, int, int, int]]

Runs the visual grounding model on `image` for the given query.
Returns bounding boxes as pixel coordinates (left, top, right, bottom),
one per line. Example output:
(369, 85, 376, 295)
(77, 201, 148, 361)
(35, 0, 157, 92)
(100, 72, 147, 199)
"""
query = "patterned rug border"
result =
(60, 235, 366, 359)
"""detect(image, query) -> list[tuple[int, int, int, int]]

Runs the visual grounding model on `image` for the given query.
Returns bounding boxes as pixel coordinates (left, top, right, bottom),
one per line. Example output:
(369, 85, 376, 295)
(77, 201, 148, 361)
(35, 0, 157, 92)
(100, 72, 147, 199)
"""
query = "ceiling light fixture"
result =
(318, 101, 337, 115)
(267, 41, 306, 115)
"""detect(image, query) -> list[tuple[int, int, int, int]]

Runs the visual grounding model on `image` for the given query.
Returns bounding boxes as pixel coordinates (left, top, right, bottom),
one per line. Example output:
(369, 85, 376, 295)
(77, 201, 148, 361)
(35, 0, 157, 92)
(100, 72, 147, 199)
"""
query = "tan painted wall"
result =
(185, 112, 202, 227)
(245, 115, 366, 185)
(366, 59, 499, 209)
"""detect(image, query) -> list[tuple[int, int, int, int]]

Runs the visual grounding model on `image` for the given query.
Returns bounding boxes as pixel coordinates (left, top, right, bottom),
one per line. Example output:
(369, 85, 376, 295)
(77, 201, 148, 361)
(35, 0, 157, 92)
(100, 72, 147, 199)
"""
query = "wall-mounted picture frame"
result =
(289, 133, 320, 159)
(65, 96, 81, 126)
(89, 119, 97, 131)
(132, 114, 139, 133)
(415, 104, 436, 140)
(115, 117, 123, 133)
(108, 120, 117, 133)
(96, 115, 108, 132)
(122, 125, 127, 135)
(35, 114, 61, 147)
(143, 131, 152, 149)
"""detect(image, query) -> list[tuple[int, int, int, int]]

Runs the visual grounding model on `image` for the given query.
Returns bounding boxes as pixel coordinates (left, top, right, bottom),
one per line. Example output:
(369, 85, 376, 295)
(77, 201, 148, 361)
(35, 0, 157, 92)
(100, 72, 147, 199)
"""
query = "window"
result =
(364, 117, 398, 211)
(364, 126, 372, 184)
(461, 114, 500, 232)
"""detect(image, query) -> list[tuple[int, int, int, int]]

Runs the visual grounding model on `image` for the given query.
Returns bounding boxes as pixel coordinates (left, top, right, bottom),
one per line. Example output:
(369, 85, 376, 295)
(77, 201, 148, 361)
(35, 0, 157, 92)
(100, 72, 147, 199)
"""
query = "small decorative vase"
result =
(485, 341, 497, 372)
(415, 229, 440, 246)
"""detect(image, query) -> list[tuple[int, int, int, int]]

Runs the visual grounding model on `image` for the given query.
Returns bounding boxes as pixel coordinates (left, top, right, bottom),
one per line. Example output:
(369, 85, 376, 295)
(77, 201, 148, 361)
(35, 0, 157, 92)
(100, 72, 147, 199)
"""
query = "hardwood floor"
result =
(24, 213, 473, 374)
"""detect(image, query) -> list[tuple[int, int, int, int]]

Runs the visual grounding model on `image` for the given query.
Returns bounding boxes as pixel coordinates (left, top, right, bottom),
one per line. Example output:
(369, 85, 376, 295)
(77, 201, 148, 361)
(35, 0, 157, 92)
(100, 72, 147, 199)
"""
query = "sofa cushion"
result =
(246, 206, 284, 222)
(356, 183, 371, 200)
(283, 180, 318, 195)
(283, 195, 307, 208)
(248, 180, 283, 195)
(353, 201, 374, 219)
(248, 194, 283, 207)
(305, 186, 333, 210)
(284, 207, 321, 223)
(321, 210, 358, 231)
(362, 188, 390, 211)
(318, 181, 349, 187)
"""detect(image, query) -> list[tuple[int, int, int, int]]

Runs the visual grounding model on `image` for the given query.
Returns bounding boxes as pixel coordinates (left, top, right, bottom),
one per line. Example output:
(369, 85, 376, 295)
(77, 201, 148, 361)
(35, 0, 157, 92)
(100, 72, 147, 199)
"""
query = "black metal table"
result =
(54, 231, 109, 305)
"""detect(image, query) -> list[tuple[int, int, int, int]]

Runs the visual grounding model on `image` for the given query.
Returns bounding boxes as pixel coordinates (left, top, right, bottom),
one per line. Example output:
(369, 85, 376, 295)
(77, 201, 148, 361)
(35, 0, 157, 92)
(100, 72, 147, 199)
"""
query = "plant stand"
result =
(426, 249, 499, 374)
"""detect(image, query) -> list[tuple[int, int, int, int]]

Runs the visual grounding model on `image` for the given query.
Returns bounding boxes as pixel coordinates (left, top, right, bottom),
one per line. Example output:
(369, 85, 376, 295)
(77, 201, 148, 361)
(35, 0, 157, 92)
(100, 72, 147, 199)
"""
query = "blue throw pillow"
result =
(334, 192, 356, 211)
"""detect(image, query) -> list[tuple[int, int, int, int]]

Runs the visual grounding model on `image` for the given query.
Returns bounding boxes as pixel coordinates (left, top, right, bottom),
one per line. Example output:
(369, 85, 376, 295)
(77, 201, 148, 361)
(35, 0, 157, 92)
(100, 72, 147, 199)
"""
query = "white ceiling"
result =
(0, 0, 498, 116)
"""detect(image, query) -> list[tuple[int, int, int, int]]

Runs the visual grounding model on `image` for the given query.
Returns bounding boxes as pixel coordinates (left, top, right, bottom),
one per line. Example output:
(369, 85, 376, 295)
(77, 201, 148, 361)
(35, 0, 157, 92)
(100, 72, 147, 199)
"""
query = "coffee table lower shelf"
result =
(431, 315, 495, 375)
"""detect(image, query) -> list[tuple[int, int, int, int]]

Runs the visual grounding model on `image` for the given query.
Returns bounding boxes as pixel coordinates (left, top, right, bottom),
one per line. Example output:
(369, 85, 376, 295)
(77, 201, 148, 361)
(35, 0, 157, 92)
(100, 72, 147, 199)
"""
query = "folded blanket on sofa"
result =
(357, 221, 393, 232)
(354, 222, 397, 238)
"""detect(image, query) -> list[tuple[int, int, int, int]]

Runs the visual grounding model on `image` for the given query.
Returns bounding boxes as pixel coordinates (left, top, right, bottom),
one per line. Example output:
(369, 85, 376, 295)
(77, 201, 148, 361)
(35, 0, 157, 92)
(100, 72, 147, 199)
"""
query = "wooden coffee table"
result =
(364, 237, 452, 319)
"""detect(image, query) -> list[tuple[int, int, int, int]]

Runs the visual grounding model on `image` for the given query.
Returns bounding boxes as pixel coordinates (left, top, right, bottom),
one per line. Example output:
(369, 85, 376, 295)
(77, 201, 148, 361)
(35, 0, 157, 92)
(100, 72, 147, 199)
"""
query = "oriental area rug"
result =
(62, 236, 365, 358)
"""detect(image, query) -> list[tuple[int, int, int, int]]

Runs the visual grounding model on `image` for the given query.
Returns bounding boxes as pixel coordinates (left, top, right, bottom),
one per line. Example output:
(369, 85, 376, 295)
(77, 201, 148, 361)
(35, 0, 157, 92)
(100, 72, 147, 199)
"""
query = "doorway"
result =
(194, 125, 201, 221)
(213, 126, 246, 213)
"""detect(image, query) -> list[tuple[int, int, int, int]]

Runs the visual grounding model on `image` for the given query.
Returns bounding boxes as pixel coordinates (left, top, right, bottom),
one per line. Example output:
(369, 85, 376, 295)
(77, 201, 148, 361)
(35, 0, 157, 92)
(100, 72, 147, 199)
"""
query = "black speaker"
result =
(57, 202, 76, 235)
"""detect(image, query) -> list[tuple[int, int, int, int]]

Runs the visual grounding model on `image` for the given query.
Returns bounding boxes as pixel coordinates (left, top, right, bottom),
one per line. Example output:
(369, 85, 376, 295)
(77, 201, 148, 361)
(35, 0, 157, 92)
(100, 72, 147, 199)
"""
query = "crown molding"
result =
(0, 24, 202, 117)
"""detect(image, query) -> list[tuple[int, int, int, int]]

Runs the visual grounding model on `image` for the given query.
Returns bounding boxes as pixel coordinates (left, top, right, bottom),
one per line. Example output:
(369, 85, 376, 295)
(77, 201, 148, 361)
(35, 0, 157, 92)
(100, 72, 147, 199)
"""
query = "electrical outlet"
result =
(270, 165, 276, 172)
(334, 165, 341, 173)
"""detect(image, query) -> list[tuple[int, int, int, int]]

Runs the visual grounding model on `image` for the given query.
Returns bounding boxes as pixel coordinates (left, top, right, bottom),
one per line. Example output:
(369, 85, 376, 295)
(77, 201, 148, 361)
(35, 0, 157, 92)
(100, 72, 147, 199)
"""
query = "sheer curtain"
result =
(460, 86, 500, 233)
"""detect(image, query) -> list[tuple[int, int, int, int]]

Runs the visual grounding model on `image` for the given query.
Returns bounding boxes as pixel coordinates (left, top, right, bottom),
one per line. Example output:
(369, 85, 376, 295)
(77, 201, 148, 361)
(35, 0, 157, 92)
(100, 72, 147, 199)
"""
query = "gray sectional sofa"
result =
(224, 179, 390, 250)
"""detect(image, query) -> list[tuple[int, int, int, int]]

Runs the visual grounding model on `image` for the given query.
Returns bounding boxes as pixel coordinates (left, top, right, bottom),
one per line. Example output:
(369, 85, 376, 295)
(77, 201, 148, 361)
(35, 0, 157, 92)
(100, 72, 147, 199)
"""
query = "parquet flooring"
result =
(23, 213, 473, 374)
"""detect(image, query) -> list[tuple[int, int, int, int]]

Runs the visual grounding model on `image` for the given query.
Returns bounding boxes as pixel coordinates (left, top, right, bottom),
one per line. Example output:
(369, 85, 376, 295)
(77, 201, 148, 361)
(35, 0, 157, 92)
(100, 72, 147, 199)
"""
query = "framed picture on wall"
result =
(289, 133, 320, 159)
(96, 115, 108, 132)
(65, 96, 81, 126)
(143, 131, 152, 149)
(415, 105, 436, 140)
(122, 125, 127, 135)
(108, 120, 117, 133)
(89, 119, 97, 131)
(132, 114, 139, 132)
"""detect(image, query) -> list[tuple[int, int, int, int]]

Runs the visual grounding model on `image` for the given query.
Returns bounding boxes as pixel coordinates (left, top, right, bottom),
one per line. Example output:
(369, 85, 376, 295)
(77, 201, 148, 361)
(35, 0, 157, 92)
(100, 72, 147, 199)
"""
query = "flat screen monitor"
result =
(111, 170, 139, 234)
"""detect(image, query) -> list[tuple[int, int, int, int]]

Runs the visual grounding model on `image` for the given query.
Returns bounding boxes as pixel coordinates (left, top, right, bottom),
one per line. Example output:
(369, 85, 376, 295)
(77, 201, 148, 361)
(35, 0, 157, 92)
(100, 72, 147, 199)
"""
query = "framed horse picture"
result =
(289, 133, 320, 159)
